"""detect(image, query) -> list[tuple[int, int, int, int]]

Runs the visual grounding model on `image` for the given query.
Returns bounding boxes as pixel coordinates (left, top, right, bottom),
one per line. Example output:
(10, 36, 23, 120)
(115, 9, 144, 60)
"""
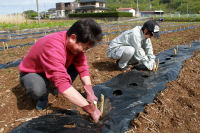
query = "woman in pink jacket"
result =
(19, 19, 102, 123)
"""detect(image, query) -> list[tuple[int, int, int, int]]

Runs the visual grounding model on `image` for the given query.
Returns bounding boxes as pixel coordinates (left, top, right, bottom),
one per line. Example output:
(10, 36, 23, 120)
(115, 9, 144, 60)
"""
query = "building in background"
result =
(75, 0, 108, 13)
(47, 8, 57, 19)
(47, 0, 109, 18)
(56, 2, 79, 18)
(117, 8, 136, 16)
(140, 11, 154, 16)
(154, 10, 165, 16)
(140, 10, 164, 17)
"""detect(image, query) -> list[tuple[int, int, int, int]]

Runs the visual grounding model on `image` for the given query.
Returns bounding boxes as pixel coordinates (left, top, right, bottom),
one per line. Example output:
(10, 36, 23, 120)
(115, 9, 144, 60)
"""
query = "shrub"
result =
(23, 10, 38, 19)
(69, 12, 133, 18)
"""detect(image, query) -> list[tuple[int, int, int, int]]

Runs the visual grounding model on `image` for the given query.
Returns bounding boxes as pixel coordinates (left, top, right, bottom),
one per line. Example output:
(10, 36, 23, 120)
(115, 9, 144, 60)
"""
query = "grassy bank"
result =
(153, 15, 200, 22)
(0, 20, 79, 31)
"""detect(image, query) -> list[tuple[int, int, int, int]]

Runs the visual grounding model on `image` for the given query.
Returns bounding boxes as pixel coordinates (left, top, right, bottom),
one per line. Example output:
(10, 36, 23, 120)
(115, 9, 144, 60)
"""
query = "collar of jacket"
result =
(139, 26, 146, 40)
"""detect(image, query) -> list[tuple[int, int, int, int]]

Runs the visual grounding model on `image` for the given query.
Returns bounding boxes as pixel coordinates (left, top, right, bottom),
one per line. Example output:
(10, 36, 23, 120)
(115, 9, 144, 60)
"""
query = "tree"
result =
(23, 10, 38, 19)
(160, 0, 171, 4)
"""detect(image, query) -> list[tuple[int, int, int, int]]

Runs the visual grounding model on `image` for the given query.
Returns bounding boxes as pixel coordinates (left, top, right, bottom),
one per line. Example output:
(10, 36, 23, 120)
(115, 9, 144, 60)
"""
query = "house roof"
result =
(80, 0, 105, 3)
(48, 8, 56, 11)
(118, 8, 134, 10)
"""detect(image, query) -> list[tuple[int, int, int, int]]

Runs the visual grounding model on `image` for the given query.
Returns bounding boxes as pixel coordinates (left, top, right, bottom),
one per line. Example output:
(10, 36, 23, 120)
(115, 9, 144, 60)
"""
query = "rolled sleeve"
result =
(57, 82, 72, 93)
(142, 59, 155, 70)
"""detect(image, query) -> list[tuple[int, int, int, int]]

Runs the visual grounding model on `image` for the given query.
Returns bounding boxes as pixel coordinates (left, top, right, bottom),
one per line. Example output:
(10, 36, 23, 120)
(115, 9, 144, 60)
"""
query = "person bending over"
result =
(19, 19, 102, 123)
(107, 20, 160, 71)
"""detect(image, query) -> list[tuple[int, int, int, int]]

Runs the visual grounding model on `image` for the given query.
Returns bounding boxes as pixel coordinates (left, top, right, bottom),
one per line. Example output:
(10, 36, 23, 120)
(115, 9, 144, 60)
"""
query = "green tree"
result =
(23, 10, 37, 19)
(102, 0, 200, 14)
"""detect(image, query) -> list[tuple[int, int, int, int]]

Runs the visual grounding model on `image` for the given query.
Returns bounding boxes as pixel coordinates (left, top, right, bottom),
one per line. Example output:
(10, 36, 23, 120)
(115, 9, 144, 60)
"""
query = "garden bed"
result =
(0, 22, 200, 133)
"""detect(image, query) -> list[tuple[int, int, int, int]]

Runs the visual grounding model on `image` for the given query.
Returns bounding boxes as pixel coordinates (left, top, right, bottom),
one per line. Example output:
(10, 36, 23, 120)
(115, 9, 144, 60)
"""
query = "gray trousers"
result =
(20, 65, 78, 101)
(108, 46, 138, 69)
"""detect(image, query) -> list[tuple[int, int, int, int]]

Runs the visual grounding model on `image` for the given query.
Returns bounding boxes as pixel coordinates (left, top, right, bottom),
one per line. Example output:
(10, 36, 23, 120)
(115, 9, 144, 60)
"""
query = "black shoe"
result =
(53, 87, 58, 96)
(36, 95, 48, 110)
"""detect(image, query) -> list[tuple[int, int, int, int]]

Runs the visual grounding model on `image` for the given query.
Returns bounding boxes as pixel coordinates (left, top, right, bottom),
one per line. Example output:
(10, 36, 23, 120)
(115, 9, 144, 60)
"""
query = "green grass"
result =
(0, 20, 78, 31)
(0, 19, 104, 31)
(153, 16, 200, 22)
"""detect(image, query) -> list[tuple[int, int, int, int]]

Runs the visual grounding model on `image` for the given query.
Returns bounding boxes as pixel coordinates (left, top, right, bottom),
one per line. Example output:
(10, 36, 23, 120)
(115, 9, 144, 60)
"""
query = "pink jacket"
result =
(19, 31, 90, 93)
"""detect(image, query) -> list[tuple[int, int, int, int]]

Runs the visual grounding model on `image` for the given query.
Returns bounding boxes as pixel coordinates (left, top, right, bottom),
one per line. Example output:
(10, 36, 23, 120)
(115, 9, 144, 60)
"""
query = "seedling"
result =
(5, 43, 8, 49)
(153, 58, 159, 71)
(8, 35, 11, 40)
(3, 42, 8, 50)
(174, 48, 177, 55)
(3, 42, 5, 50)
(174, 45, 178, 55)
(156, 58, 159, 71)
(100, 94, 104, 115)
(188, 43, 192, 47)
(153, 62, 156, 71)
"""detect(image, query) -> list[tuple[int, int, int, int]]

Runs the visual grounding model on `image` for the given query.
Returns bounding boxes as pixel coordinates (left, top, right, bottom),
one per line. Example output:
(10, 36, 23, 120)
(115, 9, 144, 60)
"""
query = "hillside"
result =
(105, 0, 200, 14)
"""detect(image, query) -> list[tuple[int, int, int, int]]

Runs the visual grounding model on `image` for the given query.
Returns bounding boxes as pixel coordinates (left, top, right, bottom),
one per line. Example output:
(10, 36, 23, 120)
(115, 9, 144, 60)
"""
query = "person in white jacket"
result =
(107, 20, 160, 71)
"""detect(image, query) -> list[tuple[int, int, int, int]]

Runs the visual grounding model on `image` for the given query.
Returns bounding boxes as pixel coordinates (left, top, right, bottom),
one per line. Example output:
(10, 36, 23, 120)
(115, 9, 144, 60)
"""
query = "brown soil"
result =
(0, 22, 200, 133)
(128, 50, 200, 133)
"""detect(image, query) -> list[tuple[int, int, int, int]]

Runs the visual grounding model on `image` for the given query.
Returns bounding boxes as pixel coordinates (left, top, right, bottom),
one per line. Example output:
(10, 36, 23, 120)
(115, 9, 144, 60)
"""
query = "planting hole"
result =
(165, 57, 171, 60)
(141, 75, 149, 78)
(113, 90, 123, 96)
(128, 82, 138, 86)
(160, 62, 165, 64)
(6, 62, 11, 65)
(170, 55, 176, 57)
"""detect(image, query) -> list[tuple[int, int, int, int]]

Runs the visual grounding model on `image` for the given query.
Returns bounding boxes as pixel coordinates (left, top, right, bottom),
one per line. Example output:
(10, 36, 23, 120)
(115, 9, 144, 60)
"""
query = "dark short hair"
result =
(67, 19, 102, 46)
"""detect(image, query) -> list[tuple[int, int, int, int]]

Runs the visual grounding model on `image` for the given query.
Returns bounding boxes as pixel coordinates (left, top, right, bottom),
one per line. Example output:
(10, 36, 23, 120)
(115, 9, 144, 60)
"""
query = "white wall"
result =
(119, 9, 136, 16)
(129, 9, 135, 16)
(96, 2, 99, 7)
(56, 10, 65, 17)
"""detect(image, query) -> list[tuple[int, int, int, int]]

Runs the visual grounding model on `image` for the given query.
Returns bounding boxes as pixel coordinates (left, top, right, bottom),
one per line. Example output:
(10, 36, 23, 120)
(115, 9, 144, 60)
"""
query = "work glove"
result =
(84, 85, 98, 103)
(82, 103, 101, 123)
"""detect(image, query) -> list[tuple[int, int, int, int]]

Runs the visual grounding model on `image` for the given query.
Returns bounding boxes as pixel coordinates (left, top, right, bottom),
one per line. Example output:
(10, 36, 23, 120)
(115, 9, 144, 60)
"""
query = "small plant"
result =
(156, 58, 159, 71)
(153, 58, 159, 71)
(104, 18, 108, 23)
(188, 43, 192, 47)
(100, 94, 104, 115)
(174, 48, 177, 55)
(153, 62, 156, 71)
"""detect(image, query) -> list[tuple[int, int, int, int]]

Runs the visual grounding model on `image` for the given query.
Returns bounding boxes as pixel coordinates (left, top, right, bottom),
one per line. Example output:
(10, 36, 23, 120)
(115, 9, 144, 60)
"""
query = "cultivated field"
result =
(0, 20, 200, 133)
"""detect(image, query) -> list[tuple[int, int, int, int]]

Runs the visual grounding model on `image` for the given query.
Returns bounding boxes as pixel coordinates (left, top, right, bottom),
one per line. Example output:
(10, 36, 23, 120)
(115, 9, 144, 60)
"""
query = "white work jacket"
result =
(107, 26, 155, 70)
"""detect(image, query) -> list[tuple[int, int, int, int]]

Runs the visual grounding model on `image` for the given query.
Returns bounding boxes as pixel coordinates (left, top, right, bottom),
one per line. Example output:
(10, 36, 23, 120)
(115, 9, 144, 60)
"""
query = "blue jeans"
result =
(20, 64, 78, 101)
